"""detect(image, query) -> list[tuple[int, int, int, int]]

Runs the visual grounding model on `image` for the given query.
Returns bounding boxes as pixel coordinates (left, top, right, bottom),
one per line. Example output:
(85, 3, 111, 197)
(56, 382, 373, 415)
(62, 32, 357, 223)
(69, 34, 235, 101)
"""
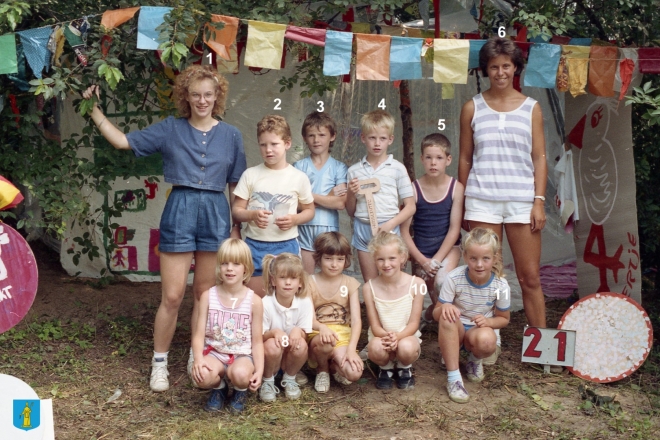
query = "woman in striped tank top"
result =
(458, 37, 548, 331)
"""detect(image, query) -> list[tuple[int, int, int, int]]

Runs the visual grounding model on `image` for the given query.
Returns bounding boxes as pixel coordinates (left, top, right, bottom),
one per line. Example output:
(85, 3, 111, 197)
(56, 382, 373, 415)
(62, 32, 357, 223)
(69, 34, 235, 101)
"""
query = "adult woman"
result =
(83, 65, 246, 391)
(458, 37, 547, 332)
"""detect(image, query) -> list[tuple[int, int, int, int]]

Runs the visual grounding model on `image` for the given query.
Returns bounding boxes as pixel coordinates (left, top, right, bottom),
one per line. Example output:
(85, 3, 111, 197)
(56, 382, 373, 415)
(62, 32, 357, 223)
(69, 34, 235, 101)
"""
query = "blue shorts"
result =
(298, 225, 337, 251)
(351, 218, 401, 252)
(245, 237, 300, 276)
(159, 187, 230, 253)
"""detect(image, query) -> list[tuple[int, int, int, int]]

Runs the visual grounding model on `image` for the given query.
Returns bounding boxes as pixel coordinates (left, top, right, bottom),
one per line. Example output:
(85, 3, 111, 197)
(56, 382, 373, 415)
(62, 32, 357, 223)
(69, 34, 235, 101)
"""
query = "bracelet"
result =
(97, 117, 107, 130)
(534, 195, 546, 201)
(232, 223, 241, 230)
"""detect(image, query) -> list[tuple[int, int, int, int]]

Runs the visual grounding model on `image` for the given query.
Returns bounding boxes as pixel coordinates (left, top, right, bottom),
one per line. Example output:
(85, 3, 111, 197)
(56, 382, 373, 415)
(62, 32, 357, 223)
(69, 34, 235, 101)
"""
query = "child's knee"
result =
(264, 339, 283, 358)
(397, 339, 420, 363)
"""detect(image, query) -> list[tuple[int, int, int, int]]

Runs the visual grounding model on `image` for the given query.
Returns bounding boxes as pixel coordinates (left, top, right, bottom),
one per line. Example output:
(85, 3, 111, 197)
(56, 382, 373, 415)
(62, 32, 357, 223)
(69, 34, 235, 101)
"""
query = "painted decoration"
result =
(0, 224, 38, 333)
(0, 374, 46, 439)
(558, 293, 652, 383)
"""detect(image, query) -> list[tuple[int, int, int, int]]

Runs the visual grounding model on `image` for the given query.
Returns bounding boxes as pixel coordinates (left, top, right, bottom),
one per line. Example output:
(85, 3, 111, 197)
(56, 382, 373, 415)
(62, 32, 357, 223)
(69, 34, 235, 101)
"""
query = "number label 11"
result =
(521, 326, 576, 367)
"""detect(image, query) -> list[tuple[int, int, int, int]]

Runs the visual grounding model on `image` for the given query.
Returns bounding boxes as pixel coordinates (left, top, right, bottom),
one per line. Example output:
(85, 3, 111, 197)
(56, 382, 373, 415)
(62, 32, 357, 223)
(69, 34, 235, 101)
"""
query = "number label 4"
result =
(521, 326, 576, 367)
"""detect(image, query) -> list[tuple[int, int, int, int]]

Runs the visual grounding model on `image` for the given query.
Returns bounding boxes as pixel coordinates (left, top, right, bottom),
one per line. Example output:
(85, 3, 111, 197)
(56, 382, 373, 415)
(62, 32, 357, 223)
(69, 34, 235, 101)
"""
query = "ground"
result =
(1, 243, 659, 440)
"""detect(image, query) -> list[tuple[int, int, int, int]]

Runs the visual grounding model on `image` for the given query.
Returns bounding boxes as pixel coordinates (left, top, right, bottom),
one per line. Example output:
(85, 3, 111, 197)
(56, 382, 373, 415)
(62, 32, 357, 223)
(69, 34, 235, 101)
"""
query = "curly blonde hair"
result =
(257, 114, 292, 143)
(173, 65, 228, 119)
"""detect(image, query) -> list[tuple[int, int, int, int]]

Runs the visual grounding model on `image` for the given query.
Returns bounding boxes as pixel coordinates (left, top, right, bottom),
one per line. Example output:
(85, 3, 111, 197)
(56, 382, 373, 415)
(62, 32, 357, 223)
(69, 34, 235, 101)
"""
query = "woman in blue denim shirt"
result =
(83, 65, 247, 392)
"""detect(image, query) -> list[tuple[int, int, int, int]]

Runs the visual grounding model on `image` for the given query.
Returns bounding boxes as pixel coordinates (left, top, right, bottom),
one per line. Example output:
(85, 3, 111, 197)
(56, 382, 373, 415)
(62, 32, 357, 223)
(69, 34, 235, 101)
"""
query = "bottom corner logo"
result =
(13, 400, 40, 431)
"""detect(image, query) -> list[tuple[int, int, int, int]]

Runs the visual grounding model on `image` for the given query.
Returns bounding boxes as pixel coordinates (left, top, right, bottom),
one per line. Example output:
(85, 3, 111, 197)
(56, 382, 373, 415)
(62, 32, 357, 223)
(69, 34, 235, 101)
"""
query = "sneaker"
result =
(259, 381, 279, 403)
(549, 365, 564, 374)
(295, 372, 309, 386)
(376, 368, 394, 390)
(333, 372, 352, 386)
(150, 361, 169, 392)
(281, 378, 302, 400)
(396, 367, 415, 390)
(358, 346, 369, 361)
(228, 389, 248, 413)
(465, 360, 485, 383)
(482, 345, 501, 366)
(205, 387, 227, 412)
(315, 372, 331, 393)
(447, 380, 469, 403)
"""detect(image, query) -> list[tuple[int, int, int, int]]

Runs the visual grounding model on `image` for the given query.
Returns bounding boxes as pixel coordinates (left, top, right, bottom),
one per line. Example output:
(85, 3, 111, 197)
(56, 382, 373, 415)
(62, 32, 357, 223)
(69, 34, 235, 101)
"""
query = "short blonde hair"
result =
(173, 65, 228, 119)
(361, 110, 395, 136)
(461, 227, 504, 278)
(368, 231, 409, 263)
(261, 253, 311, 298)
(215, 238, 254, 285)
(257, 114, 292, 143)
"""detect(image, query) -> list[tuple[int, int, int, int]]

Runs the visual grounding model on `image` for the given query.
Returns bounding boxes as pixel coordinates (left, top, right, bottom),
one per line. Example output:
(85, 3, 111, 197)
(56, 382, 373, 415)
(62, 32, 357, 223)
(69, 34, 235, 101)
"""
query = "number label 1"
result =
(438, 119, 446, 131)
(206, 52, 213, 64)
(340, 285, 349, 297)
(521, 326, 576, 367)
(378, 98, 386, 110)
(274, 98, 282, 110)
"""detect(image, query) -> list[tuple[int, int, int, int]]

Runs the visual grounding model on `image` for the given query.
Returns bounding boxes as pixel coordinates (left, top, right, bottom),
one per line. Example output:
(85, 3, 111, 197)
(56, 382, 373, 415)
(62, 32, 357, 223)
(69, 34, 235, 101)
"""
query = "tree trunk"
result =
(399, 80, 415, 181)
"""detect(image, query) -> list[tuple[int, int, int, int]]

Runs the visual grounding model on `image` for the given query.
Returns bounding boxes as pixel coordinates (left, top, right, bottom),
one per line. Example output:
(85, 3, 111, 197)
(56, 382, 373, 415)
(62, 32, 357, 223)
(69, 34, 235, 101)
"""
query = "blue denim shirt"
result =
(127, 116, 246, 192)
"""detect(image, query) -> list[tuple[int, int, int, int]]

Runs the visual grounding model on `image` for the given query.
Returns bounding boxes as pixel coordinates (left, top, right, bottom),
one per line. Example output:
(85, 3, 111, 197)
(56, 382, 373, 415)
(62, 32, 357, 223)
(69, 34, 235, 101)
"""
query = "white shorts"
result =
(464, 197, 532, 224)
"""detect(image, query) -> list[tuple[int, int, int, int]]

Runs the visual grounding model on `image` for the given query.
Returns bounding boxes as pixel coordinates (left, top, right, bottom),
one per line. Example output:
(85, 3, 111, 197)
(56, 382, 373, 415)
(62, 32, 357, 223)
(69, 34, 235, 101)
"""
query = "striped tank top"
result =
(367, 277, 422, 343)
(466, 93, 537, 202)
(205, 285, 253, 356)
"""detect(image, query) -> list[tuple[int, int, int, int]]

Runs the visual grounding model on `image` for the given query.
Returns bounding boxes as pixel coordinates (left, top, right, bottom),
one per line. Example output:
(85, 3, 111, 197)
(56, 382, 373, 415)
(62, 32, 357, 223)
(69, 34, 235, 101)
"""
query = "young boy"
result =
(232, 115, 315, 296)
(293, 112, 348, 274)
(401, 133, 464, 326)
(346, 110, 416, 282)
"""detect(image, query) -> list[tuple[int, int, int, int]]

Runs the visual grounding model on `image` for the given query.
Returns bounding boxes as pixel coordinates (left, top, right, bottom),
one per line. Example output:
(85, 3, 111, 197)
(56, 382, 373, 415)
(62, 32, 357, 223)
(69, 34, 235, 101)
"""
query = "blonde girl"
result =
(260, 253, 315, 401)
(364, 232, 425, 390)
(190, 239, 264, 413)
(307, 232, 363, 393)
(434, 227, 511, 404)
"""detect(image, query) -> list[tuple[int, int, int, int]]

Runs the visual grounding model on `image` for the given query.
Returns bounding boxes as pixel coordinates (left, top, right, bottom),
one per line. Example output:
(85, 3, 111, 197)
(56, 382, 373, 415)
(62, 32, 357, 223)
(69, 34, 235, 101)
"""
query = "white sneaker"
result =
(281, 378, 302, 400)
(315, 372, 330, 393)
(482, 345, 501, 366)
(466, 360, 485, 383)
(358, 346, 369, 361)
(295, 372, 309, 386)
(333, 372, 352, 386)
(447, 380, 469, 403)
(150, 360, 169, 392)
(259, 380, 279, 402)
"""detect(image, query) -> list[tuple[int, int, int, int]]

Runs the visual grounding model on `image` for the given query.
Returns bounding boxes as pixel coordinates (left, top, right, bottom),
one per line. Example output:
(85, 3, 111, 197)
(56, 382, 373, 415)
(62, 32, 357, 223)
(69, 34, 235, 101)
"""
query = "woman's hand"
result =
(530, 201, 546, 232)
(81, 85, 100, 104)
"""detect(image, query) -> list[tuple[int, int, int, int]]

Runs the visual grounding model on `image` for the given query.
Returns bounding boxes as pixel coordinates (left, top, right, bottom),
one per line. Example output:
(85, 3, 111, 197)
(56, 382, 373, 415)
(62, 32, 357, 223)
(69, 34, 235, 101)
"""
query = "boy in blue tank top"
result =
(401, 133, 464, 326)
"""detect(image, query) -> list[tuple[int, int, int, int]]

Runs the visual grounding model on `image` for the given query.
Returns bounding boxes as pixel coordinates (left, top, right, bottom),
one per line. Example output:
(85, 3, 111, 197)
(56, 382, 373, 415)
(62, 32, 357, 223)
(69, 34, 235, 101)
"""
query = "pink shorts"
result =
(464, 197, 531, 224)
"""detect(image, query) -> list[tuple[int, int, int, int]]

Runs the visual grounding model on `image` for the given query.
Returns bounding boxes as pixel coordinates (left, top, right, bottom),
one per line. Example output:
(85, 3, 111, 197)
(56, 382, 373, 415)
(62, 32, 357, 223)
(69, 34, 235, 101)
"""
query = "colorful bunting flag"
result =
(588, 46, 617, 97)
(17, 27, 53, 79)
(48, 26, 65, 67)
(468, 40, 486, 69)
(564, 45, 590, 97)
(524, 43, 561, 89)
(63, 19, 90, 65)
(244, 21, 286, 70)
(568, 38, 592, 46)
(351, 23, 372, 34)
(356, 34, 391, 81)
(137, 6, 172, 50)
(616, 48, 637, 101)
(216, 44, 239, 74)
(323, 31, 352, 76)
(389, 37, 422, 81)
(285, 26, 326, 47)
(101, 7, 140, 30)
(204, 15, 239, 61)
(638, 47, 660, 74)
(0, 34, 18, 75)
(433, 39, 469, 84)
(0, 176, 23, 211)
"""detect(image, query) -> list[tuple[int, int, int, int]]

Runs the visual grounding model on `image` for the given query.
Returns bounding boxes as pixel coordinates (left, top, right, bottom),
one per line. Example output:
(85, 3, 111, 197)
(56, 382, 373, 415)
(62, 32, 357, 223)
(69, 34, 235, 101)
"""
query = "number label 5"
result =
(521, 326, 576, 367)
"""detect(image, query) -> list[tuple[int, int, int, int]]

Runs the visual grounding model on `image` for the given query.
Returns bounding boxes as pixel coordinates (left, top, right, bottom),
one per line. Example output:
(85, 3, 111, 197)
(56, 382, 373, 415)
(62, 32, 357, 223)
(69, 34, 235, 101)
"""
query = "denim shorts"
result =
(245, 237, 300, 276)
(351, 218, 401, 252)
(298, 225, 337, 251)
(159, 186, 230, 253)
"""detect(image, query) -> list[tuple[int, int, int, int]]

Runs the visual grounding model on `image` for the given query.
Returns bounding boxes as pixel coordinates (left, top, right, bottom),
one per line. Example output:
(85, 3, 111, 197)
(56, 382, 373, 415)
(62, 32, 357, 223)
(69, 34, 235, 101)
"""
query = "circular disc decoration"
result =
(0, 223, 38, 334)
(558, 292, 653, 383)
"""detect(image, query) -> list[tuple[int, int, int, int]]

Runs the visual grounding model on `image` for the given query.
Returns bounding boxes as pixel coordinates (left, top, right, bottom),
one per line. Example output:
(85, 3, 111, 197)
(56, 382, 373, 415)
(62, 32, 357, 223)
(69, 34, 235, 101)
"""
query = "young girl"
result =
(364, 232, 425, 390)
(307, 232, 363, 393)
(260, 253, 314, 401)
(434, 227, 511, 404)
(190, 239, 264, 413)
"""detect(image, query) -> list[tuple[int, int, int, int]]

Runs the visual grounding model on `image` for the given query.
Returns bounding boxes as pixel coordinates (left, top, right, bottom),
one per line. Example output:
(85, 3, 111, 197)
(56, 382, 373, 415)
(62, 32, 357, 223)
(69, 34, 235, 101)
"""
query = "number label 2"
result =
(274, 98, 282, 110)
(521, 326, 576, 367)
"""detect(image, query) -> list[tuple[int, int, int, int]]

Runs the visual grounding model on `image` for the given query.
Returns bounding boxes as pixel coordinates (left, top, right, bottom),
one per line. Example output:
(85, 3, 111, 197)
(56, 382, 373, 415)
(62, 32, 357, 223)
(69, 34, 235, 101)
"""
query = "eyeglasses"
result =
(189, 92, 215, 102)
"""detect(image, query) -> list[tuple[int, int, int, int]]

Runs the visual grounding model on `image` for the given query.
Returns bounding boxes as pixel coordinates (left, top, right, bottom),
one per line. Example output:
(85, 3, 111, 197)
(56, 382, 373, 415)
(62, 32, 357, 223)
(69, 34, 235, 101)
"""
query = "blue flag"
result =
(390, 37, 423, 81)
(18, 27, 53, 79)
(0, 34, 18, 75)
(137, 6, 172, 50)
(468, 40, 486, 69)
(524, 43, 561, 89)
(323, 31, 352, 76)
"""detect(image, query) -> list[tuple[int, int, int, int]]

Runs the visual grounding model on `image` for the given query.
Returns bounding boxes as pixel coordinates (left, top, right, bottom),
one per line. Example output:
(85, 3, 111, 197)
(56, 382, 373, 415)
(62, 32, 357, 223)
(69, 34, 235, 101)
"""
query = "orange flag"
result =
(588, 46, 617, 97)
(101, 7, 140, 30)
(0, 176, 23, 211)
(356, 34, 391, 81)
(204, 15, 240, 61)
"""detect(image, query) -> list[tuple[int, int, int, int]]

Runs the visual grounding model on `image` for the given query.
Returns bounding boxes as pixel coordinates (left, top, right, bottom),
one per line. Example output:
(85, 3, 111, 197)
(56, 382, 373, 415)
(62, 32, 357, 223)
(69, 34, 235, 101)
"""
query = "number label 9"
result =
(340, 286, 349, 297)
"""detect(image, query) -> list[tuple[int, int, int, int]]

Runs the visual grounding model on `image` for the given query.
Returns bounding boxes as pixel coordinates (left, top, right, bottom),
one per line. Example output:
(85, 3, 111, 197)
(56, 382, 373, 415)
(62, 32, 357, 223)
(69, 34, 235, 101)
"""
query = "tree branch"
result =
(573, 0, 608, 40)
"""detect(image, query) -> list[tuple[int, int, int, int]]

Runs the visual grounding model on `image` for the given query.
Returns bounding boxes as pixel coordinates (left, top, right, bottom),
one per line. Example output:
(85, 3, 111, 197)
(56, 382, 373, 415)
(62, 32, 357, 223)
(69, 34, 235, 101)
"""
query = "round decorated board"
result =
(0, 223, 38, 334)
(558, 292, 653, 383)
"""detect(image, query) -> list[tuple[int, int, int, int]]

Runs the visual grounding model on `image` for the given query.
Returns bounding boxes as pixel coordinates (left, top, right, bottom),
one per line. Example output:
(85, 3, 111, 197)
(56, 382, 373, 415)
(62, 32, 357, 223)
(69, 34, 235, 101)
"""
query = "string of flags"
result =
(2, 5, 660, 99)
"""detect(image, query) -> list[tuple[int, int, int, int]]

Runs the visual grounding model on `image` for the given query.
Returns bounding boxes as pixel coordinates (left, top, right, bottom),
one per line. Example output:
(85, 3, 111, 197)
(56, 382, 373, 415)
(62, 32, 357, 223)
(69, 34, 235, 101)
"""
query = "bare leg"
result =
(463, 327, 497, 359)
(195, 355, 225, 389)
(426, 247, 461, 321)
(367, 337, 395, 366)
(282, 329, 309, 376)
(263, 338, 283, 378)
(437, 316, 465, 371)
(395, 336, 420, 365)
(357, 250, 378, 283)
(246, 275, 266, 298)
(227, 357, 255, 389)
(301, 249, 316, 275)
(332, 346, 363, 382)
(309, 335, 333, 373)
(154, 252, 193, 352)
(190, 251, 217, 339)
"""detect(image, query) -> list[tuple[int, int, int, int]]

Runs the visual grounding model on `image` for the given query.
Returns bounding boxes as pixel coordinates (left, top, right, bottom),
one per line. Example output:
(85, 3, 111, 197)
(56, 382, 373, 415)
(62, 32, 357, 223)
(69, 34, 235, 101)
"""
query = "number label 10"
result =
(521, 326, 576, 367)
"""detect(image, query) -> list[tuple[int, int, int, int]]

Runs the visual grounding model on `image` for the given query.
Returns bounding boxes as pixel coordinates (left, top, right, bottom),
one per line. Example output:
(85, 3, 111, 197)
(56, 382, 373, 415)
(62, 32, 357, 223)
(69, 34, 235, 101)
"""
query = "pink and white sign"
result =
(0, 224, 38, 333)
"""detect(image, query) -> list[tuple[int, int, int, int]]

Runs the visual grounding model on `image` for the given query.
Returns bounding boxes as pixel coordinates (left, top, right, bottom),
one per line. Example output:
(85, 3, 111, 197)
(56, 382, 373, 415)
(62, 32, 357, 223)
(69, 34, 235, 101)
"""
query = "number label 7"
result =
(521, 326, 576, 367)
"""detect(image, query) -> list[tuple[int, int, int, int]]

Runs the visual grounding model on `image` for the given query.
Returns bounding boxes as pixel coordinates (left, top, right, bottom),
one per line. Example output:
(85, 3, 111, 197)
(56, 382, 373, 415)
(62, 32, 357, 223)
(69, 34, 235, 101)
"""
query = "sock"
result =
(382, 360, 395, 370)
(496, 329, 501, 347)
(283, 373, 296, 382)
(468, 352, 482, 363)
(397, 363, 412, 370)
(214, 379, 226, 390)
(263, 375, 275, 383)
(447, 369, 462, 383)
(153, 351, 168, 363)
(233, 387, 248, 392)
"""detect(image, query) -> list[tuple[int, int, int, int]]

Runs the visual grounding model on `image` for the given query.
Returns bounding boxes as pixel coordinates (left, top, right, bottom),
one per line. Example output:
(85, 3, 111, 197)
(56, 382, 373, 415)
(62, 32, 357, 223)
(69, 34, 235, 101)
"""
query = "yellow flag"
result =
(433, 39, 469, 84)
(564, 45, 591, 97)
(244, 21, 286, 70)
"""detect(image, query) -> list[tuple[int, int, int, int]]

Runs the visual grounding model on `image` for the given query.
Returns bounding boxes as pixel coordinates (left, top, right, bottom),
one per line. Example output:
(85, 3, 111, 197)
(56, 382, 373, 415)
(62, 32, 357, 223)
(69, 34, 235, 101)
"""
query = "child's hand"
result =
(288, 331, 306, 352)
(248, 372, 262, 392)
(422, 258, 440, 277)
(338, 350, 364, 372)
(274, 214, 295, 231)
(319, 325, 339, 346)
(192, 359, 210, 385)
(348, 178, 361, 195)
(332, 185, 347, 197)
(472, 314, 489, 328)
(253, 209, 272, 229)
(378, 220, 395, 234)
(438, 303, 461, 323)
